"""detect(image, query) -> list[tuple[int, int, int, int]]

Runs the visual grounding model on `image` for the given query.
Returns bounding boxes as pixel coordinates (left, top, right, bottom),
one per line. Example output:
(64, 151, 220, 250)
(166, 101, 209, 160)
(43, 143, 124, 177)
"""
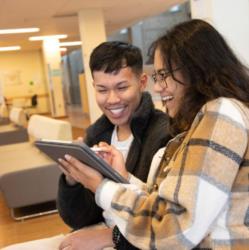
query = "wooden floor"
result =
(0, 194, 70, 248)
(0, 105, 91, 248)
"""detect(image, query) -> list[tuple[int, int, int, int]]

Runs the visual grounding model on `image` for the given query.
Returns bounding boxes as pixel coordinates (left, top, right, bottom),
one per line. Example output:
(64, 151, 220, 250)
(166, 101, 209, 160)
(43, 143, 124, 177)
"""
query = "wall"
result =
(191, 0, 249, 67)
(131, 2, 190, 63)
(0, 50, 50, 113)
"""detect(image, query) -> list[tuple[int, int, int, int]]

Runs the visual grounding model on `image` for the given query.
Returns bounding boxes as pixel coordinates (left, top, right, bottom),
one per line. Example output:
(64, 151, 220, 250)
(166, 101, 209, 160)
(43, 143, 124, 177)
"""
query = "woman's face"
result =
(153, 48, 187, 118)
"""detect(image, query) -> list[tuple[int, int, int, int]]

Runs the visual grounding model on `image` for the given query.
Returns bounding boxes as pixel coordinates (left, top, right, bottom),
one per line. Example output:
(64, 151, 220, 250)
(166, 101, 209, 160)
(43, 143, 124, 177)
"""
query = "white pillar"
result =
(42, 37, 66, 117)
(190, 0, 249, 66)
(78, 8, 107, 123)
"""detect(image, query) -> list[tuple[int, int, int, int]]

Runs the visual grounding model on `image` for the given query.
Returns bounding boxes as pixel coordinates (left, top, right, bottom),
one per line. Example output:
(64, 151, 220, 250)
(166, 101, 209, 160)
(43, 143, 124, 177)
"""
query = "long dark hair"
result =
(151, 19, 249, 135)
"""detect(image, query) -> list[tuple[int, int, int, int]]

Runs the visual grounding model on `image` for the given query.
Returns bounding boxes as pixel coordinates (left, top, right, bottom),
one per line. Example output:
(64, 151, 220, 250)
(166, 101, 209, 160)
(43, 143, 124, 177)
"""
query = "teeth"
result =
(109, 108, 124, 115)
(162, 96, 173, 101)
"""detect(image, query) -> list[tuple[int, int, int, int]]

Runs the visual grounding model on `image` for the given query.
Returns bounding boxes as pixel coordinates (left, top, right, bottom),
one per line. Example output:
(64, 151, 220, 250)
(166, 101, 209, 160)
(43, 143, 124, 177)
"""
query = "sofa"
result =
(0, 114, 72, 220)
(0, 102, 9, 125)
(0, 107, 29, 145)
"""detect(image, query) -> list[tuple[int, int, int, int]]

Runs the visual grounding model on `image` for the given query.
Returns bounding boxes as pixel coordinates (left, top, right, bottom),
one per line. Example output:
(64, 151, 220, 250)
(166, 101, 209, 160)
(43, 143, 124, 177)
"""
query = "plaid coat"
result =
(96, 97, 249, 250)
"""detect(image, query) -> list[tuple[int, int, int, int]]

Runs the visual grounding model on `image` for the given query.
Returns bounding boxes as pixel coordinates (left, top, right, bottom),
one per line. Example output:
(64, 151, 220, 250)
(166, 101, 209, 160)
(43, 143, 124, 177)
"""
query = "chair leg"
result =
(10, 201, 58, 221)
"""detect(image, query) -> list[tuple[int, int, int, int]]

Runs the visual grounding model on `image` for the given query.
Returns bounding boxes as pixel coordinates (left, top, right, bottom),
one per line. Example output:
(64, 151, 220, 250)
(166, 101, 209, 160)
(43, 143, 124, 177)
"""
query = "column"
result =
(78, 8, 107, 123)
(42, 37, 66, 117)
(190, 0, 249, 66)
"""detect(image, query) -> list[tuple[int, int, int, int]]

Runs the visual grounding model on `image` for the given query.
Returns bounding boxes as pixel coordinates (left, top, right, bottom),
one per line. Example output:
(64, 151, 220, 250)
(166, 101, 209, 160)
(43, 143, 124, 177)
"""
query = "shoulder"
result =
(200, 97, 249, 127)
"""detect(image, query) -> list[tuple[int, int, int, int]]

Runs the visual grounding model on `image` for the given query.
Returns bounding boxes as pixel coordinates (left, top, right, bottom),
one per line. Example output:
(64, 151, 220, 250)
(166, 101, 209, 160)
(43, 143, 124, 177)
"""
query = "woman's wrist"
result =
(65, 174, 77, 186)
(101, 227, 115, 248)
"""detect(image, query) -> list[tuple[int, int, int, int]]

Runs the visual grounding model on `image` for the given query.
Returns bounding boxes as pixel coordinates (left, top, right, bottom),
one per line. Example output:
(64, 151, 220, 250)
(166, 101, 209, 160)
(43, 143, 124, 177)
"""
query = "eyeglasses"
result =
(151, 67, 182, 89)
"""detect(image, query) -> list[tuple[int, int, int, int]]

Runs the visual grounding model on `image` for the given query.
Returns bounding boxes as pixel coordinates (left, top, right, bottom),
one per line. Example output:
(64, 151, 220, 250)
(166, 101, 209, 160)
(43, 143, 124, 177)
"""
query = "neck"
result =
(116, 124, 131, 141)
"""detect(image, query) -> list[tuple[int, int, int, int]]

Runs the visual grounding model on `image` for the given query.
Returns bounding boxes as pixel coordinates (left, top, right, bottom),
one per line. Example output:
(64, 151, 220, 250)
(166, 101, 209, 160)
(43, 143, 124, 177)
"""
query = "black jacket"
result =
(57, 92, 171, 246)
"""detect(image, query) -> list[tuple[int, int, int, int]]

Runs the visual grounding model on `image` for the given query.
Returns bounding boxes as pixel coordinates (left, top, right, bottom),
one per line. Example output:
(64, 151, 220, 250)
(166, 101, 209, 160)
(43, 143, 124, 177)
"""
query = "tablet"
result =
(35, 139, 129, 184)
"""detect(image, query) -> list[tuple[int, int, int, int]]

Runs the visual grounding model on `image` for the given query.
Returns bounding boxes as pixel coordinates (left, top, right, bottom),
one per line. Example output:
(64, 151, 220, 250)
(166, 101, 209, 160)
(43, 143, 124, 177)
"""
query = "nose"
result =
(107, 90, 120, 104)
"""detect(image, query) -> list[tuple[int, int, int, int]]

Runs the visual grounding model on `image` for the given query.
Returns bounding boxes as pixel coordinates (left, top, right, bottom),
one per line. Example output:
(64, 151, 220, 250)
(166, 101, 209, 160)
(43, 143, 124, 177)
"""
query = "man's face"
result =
(93, 67, 147, 127)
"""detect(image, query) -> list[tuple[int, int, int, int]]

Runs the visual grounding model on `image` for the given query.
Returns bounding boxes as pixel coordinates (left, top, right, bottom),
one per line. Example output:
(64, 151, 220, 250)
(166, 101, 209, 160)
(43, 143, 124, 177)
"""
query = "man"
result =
(57, 41, 171, 249)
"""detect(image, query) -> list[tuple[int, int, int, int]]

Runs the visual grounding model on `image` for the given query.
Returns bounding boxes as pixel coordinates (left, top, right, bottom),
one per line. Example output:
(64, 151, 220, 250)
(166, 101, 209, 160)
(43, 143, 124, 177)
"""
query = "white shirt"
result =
(110, 125, 133, 161)
(104, 126, 134, 227)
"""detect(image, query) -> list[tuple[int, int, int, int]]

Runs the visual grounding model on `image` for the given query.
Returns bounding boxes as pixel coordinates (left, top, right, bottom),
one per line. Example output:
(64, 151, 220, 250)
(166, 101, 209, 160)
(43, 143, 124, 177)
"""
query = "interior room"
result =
(0, 0, 248, 248)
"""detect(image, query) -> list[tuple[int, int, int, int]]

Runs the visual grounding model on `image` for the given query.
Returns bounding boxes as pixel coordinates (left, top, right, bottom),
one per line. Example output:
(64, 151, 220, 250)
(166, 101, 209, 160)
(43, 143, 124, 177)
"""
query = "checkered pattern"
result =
(96, 97, 249, 250)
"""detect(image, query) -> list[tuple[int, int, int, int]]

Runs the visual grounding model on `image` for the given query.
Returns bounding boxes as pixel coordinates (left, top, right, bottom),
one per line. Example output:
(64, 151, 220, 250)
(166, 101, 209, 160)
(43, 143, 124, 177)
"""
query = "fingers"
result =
(59, 155, 81, 172)
(58, 157, 72, 174)
(58, 157, 79, 181)
(58, 155, 93, 181)
(64, 154, 91, 172)
(98, 141, 109, 147)
(59, 236, 71, 250)
(58, 163, 70, 175)
(76, 137, 83, 142)
(60, 245, 71, 250)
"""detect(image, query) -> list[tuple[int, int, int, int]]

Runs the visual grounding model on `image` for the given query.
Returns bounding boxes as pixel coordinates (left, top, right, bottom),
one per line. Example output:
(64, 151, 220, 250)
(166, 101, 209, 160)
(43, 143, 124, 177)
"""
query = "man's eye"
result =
(117, 86, 128, 91)
(97, 89, 108, 93)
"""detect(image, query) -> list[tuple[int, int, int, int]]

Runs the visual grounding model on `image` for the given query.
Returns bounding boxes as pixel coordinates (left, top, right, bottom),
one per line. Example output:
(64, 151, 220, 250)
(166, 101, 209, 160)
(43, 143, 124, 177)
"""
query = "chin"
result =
(110, 117, 129, 127)
(168, 110, 176, 118)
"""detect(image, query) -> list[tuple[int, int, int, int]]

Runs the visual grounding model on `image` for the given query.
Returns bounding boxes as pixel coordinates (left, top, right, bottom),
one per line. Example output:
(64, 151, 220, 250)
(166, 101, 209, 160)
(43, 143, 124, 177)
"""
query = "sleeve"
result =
(95, 99, 248, 250)
(129, 174, 146, 188)
(57, 174, 104, 229)
(57, 131, 104, 229)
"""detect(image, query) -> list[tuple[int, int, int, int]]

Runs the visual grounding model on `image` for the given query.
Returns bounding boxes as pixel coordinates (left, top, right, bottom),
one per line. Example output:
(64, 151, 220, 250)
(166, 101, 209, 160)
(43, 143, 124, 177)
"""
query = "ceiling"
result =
(0, 0, 185, 51)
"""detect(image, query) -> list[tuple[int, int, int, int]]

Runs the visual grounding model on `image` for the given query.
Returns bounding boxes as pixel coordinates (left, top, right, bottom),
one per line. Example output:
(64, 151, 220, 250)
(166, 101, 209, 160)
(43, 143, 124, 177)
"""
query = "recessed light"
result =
(0, 46, 21, 51)
(29, 34, 68, 41)
(59, 41, 82, 46)
(0, 28, 40, 35)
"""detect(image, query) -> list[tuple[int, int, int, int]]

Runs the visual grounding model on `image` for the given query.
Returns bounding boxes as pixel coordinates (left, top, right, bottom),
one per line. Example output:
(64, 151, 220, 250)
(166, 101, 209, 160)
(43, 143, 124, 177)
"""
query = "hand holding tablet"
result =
(35, 139, 129, 184)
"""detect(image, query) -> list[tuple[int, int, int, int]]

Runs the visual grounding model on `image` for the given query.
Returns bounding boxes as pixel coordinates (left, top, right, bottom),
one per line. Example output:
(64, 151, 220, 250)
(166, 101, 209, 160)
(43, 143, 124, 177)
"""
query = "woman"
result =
(60, 19, 249, 249)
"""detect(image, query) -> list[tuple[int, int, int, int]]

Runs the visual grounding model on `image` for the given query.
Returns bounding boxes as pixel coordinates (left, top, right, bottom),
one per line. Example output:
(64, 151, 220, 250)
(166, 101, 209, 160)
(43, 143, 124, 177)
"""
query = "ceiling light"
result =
(170, 5, 181, 13)
(0, 28, 40, 35)
(59, 41, 82, 46)
(0, 46, 21, 51)
(120, 29, 128, 34)
(60, 47, 67, 52)
(29, 34, 68, 41)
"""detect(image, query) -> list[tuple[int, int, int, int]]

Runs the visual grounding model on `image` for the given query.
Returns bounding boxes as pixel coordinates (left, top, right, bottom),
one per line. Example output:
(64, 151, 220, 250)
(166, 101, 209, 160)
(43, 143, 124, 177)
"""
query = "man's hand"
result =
(59, 227, 114, 250)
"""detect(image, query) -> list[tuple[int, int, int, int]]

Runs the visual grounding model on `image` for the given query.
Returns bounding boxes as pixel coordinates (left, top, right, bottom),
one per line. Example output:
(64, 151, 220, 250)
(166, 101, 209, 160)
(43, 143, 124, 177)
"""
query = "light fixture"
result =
(60, 47, 67, 52)
(0, 28, 40, 35)
(29, 34, 68, 41)
(59, 41, 82, 46)
(120, 29, 128, 34)
(170, 5, 181, 13)
(0, 46, 21, 52)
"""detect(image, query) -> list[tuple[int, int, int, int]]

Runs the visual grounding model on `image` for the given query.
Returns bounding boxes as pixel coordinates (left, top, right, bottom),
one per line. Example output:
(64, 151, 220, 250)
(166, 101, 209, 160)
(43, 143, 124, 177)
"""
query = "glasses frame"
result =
(151, 67, 182, 89)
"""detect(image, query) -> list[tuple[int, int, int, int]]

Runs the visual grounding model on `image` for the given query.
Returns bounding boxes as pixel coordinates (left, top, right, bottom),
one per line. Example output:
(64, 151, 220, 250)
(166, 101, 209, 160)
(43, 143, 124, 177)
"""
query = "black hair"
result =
(151, 19, 249, 135)
(89, 41, 143, 76)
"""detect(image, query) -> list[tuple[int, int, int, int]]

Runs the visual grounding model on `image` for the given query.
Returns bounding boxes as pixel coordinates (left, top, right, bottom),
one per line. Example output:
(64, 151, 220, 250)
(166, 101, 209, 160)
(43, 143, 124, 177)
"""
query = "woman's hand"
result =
(59, 137, 85, 186)
(58, 154, 103, 193)
(97, 142, 129, 180)
(59, 227, 114, 250)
